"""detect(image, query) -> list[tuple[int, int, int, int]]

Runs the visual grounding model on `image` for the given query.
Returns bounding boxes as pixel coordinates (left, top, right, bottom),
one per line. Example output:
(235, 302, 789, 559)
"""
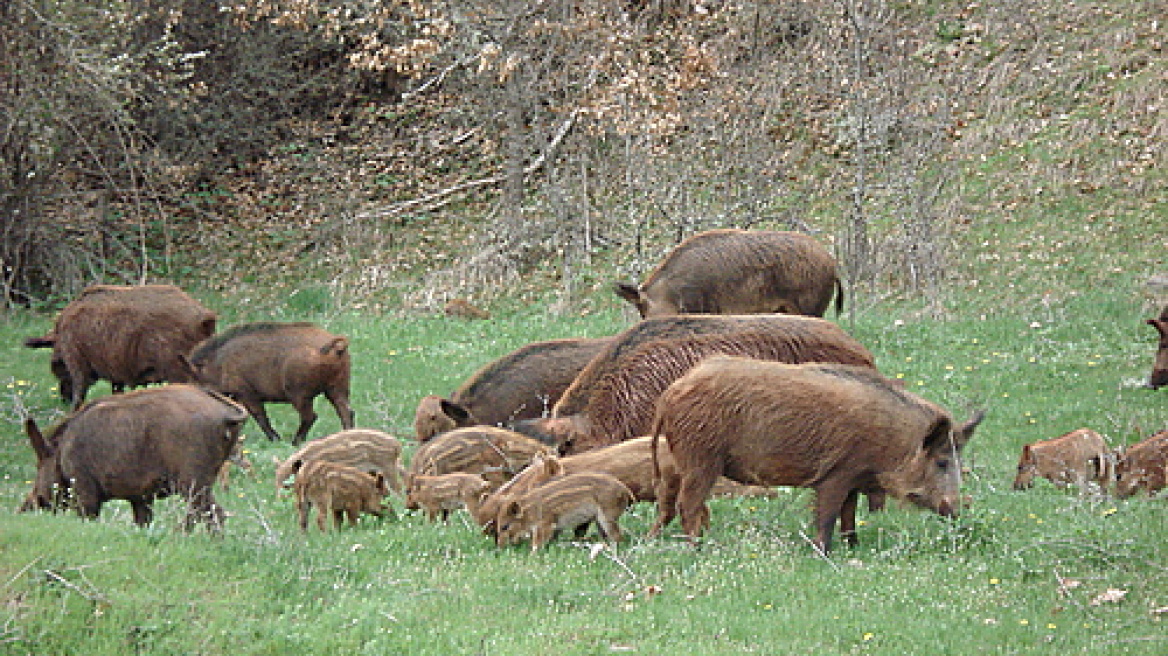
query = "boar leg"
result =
(812, 484, 856, 554)
(837, 489, 861, 547)
(129, 498, 154, 526)
(297, 499, 312, 532)
(242, 399, 283, 441)
(325, 389, 355, 430)
(647, 472, 681, 538)
(677, 460, 722, 540)
(290, 396, 319, 444)
(595, 510, 623, 544)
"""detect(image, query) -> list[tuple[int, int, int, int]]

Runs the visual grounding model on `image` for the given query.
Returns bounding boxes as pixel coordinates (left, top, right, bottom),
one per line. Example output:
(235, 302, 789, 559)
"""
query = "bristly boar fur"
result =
(187, 321, 354, 443)
(1012, 428, 1114, 492)
(294, 460, 391, 531)
(23, 284, 217, 409)
(1145, 305, 1168, 389)
(652, 357, 983, 553)
(404, 473, 491, 522)
(414, 337, 613, 442)
(613, 229, 842, 318)
(494, 472, 635, 551)
(406, 426, 551, 489)
(21, 384, 248, 530)
(512, 315, 875, 454)
(274, 429, 403, 494)
(1114, 429, 1168, 498)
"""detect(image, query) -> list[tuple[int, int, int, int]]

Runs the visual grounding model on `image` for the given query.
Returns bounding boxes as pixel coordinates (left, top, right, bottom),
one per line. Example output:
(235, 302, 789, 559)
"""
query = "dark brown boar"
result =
(1146, 306, 1168, 389)
(1012, 428, 1114, 491)
(512, 315, 875, 454)
(21, 384, 248, 529)
(187, 321, 354, 443)
(651, 357, 983, 553)
(495, 472, 635, 550)
(404, 473, 491, 522)
(414, 336, 613, 442)
(1114, 429, 1168, 498)
(24, 284, 217, 409)
(294, 460, 391, 531)
(406, 426, 550, 489)
(274, 428, 404, 494)
(613, 229, 842, 318)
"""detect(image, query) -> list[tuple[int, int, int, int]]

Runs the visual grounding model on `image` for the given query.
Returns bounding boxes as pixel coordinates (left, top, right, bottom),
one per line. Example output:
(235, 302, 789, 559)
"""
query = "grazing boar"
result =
(294, 460, 391, 531)
(495, 472, 635, 550)
(512, 315, 875, 454)
(1146, 306, 1168, 389)
(24, 284, 217, 409)
(652, 357, 983, 553)
(613, 229, 842, 318)
(274, 428, 403, 494)
(187, 322, 354, 443)
(414, 337, 613, 442)
(20, 384, 248, 529)
(1114, 430, 1168, 498)
(1012, 428, 1114, 491)
(407, 426, 550, 489)
(404, 473, 491, 522)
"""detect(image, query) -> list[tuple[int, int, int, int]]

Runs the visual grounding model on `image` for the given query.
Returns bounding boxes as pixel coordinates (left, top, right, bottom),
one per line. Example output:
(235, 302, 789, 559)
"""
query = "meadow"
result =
(0, 288, 1165, 655)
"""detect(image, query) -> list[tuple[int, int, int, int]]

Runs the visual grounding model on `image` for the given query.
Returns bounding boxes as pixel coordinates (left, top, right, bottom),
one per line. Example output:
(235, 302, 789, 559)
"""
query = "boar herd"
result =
(15, 230, 1168, 555)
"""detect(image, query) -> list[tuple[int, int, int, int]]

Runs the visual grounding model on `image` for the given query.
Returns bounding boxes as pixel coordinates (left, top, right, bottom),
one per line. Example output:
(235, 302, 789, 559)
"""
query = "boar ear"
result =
(25, 419, 54, 462)
(953, 410, 985, 450)
(439, 399, 473, 425)
(922, 416, 965, 455)
(613, 282, 642, 305)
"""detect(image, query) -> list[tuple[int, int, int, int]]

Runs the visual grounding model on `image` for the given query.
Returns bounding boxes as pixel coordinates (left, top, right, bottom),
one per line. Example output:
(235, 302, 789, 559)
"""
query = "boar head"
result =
(883, 410, 983, 517)
(1012, 444, 1038, 490)
(20, 419, 69, 513)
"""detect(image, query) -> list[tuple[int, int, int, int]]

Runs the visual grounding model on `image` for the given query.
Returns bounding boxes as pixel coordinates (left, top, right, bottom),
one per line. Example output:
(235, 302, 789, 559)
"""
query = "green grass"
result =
(1, 291, 1165, 655)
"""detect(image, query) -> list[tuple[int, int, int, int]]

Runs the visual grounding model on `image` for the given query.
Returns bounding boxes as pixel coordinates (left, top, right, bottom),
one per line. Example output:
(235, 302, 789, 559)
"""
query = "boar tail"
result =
(319, 337, 349, 357)
(24, 335, 55, 349)
(833, 278, 846, 316)
(650, 415, 666, 491)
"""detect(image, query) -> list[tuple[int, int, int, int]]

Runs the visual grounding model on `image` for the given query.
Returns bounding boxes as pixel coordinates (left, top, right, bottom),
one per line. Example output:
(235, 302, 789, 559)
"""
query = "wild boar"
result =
(652, 357, 983, 553)
(294, 460, 391, 531)
(24, 284, 217, 408)
(613, 229, 842, 318)
(1114, 429, 1168, 498)
(20, 384, 248, 529)
(404, 473, 491, 522)
(495, 472, 635, 551)
(1012, 428, 1114, 491)
(187, 321, 354, 443)
(406, 426, 550, 489)
(414, 336, 613, 442)
(274, 428, 403, 494)
(511, 315, 875, 454)
(1146, 306, 1168, 389)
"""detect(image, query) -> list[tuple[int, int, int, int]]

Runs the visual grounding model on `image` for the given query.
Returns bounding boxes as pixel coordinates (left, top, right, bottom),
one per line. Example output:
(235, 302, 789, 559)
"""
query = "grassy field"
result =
(1, 287, 1165, 655)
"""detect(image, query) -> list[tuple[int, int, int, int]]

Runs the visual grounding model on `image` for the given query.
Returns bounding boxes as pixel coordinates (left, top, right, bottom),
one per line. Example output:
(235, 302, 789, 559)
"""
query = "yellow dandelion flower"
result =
(1019, 619, 1029, 626)
(989, 578, 1000, 585)
(862, 633, 875, 642)
(1046, 623, 1056, 630)
(1101, 508, 1117, 517)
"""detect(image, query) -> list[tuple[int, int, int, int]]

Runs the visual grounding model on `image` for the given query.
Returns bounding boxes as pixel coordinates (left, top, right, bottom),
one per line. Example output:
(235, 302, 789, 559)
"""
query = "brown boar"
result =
(294, 460, 391, 531)
(613, 229, 842, 319)
(24, 284, 217, 409)
(1114, 429, 1168, 498)
(404, 473, 491, 522)
(1012, 428, 1114, 491)
(495, 472, 635, 550)
(414, 336, 613, 442)
(21, 384, 248, 529)
(406, 426, 550, 489)
(187, 321, 354, 443)
(1146, 306, 1168, 389)
(512, 315, 875, 454)
(652, 357, 983, 553)
(274, 428, 403, 494)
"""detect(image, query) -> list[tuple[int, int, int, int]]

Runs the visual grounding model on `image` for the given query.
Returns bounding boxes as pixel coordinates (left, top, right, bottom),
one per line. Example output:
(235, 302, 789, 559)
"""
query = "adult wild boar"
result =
(652, 357, 983, 553)
(21, 384, 248, 529)
(1114, 429, 1168, 498)
(406, 426, 550, 489)
(414, 336, 613, 442)
(613, 229, 842, 318)
(512, 315, 875, 454)
(294, 460, 392, 531)
(274, 428, 404, 494)
(24, 284, 217, 409)
(187, 322, 354, 443)
(1145, 306, 1168, 389)
(1012, 428, 1114, 491)
(495, 472, 635, 550)
(404, 473, 492, 522)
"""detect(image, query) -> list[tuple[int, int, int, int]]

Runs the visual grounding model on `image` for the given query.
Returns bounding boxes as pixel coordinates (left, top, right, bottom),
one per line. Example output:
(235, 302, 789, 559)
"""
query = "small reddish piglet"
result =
(295, 460, 391, 531)
(1012, 428, 1114, 491)
(405, 473, 491, 522)
(495, 472, 634, 551)
(1146, 306, 1168, 389)
(1115, 430, 1168, 498)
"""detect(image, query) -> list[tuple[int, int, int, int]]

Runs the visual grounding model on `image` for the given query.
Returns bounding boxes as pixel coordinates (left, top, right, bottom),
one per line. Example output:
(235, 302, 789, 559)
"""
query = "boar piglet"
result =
(1115, 429, 1168, 498)
(405, 473, 491, 522)
(1012, 428, 1113, 492)
(495, 472, 634, 551)
(406, 426, 550, 489)
(295, 460, 391, 531)
(275, 429, 403, 495)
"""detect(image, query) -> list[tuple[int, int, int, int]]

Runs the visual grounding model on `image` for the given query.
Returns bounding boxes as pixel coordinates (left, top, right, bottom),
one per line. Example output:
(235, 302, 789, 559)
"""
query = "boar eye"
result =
(937, 459, 951, 471)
